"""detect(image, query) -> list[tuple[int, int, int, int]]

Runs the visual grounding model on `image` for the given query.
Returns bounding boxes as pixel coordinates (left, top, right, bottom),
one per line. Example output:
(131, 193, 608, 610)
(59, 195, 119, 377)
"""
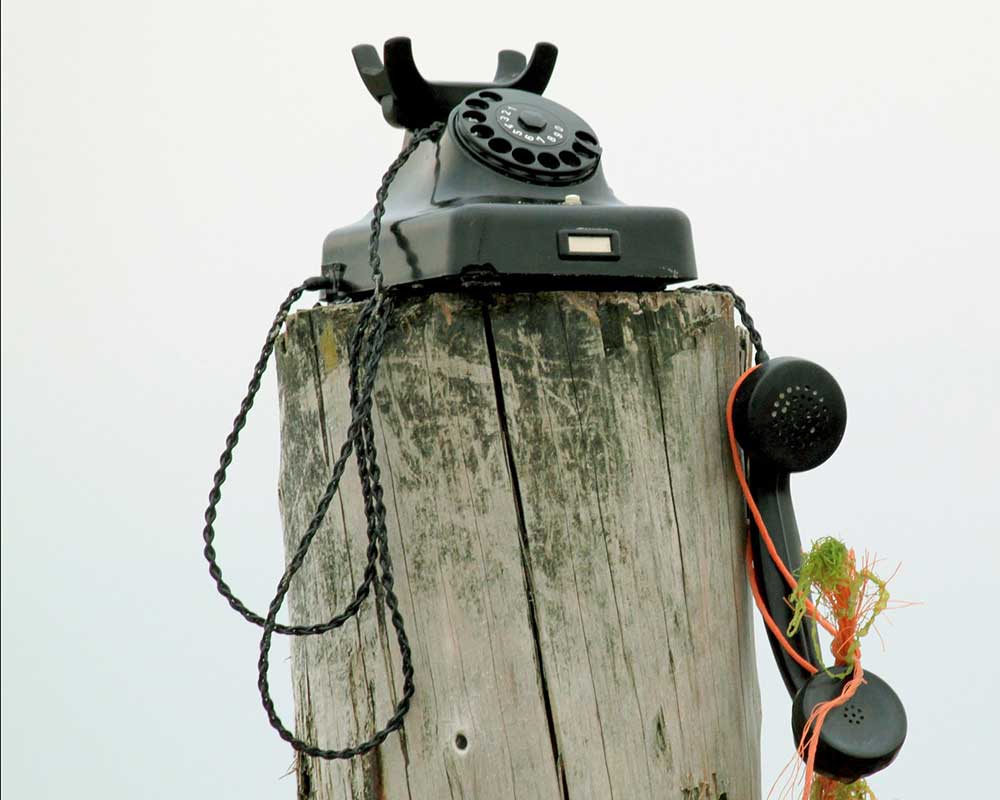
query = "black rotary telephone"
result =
(203, 37, 905, 782)
(320, 37, 696, 298)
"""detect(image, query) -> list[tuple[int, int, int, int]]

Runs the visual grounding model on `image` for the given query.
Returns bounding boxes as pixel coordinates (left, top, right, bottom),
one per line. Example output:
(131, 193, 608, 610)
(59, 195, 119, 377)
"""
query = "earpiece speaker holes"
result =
(769, 386, 833, 451)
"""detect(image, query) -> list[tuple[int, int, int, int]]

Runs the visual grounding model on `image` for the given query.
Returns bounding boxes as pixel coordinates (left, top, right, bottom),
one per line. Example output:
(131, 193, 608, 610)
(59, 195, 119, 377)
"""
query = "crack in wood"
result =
(482, 302, 570, 800)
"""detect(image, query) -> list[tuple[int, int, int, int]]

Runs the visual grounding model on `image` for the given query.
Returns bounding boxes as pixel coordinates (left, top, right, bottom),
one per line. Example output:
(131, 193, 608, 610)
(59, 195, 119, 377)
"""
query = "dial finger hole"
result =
(511, 147, 535, 165)
(537, 152, 560, 169)
(559, 150, 581, 167)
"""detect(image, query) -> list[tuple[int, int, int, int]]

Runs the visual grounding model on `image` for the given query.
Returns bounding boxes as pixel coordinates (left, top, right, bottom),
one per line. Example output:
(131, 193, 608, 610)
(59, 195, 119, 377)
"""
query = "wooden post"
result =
(275, 290, 760, 800)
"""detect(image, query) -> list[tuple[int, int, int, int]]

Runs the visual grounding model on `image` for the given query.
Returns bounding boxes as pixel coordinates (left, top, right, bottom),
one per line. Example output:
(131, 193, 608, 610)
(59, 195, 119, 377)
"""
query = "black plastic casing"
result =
(321, 95, 696, 297)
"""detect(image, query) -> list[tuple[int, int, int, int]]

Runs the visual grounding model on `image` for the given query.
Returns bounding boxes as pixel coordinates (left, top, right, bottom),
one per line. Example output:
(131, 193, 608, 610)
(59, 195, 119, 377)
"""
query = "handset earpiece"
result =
(731, 357, 906, 782)
(732, 356, 847, 475)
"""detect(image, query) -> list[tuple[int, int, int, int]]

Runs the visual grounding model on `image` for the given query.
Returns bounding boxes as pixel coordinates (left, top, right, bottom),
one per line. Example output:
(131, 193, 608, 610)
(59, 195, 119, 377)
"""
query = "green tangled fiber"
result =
(787, 537, 851, 635)
(787, 537, 893, 800)
(785, 537, 890, 669)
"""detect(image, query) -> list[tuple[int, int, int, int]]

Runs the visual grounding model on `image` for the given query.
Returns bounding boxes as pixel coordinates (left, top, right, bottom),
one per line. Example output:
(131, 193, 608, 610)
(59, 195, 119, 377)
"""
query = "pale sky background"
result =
(2, 2, 998, 798)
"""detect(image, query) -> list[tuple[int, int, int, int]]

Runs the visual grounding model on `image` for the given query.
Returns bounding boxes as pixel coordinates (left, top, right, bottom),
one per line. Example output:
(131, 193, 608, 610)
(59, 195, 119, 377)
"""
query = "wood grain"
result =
(275, 290, 760, 799)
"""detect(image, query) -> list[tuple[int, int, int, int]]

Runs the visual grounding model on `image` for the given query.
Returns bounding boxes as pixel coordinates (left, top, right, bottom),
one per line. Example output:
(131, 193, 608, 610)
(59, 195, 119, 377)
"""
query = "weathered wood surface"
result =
(276, 291, 760, 800)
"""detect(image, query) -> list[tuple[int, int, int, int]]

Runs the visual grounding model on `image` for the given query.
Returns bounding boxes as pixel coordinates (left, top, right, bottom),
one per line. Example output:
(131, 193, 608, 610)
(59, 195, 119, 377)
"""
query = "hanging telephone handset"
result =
(728, 354, 907, 782)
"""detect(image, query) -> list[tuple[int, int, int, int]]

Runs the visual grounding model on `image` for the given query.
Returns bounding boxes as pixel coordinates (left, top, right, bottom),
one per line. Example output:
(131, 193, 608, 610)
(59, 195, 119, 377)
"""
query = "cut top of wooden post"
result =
(275, 290, 760, 800)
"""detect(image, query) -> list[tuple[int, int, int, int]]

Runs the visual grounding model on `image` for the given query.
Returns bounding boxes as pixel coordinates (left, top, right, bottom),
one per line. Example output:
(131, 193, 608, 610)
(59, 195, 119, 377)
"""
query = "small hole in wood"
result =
(454, 732, 468, 751)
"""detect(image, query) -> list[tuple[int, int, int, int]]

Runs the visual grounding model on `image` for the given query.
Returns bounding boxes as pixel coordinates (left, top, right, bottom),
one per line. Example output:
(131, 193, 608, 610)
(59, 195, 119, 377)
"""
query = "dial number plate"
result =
(496, 104, 566, 147)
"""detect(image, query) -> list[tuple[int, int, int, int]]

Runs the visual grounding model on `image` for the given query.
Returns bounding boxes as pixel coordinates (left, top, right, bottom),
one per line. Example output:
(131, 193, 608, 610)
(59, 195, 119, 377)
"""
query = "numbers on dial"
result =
(496, 104, 565, 147)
